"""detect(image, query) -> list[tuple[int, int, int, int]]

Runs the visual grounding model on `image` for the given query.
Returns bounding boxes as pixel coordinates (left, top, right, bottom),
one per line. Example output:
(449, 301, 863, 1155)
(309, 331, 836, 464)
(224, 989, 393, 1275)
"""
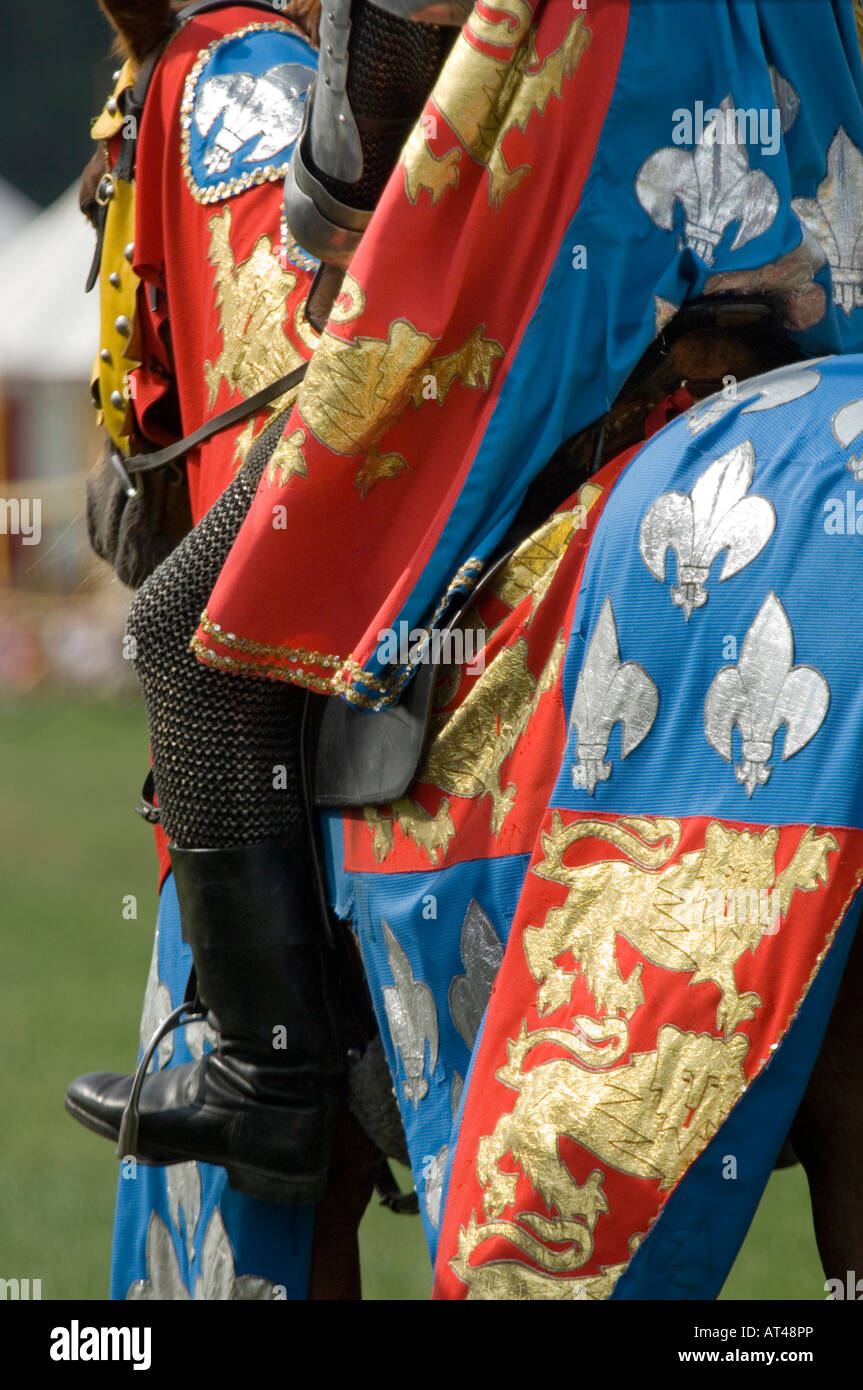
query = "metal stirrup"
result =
(116, 1001, 208, 1158)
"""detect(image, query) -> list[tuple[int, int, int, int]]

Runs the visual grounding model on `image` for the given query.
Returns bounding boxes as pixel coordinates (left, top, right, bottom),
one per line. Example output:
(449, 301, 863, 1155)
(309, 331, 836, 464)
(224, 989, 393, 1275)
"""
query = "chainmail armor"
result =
(307, 0, 456, 211)
(127, 408, 410, 1159)
(126, 410, 305, 849)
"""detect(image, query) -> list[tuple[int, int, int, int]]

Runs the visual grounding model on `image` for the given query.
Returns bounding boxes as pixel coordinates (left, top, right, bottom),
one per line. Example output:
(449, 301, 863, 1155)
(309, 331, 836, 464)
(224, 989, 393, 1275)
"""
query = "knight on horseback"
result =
(67, 0, 863, 1299)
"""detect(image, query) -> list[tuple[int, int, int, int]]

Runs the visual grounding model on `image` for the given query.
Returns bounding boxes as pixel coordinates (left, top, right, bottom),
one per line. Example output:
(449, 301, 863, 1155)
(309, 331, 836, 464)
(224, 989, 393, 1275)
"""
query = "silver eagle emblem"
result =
(382, 920, 439, 1105)
(448, 899, 504, 1052)
(831, 397, 863, 482)
(195, 62, 314, 176)
(686, 360, 825, 435)
(571, 597, 659, 794)
(793, 127, 863, 317)
(636, 96, 779, 267)
(639, 442, 775, 618)
(704, 593, 829, 797)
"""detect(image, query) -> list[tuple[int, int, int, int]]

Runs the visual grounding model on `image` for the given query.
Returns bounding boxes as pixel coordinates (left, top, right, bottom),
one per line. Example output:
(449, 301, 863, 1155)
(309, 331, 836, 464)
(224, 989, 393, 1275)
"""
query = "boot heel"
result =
(225, 1165, 328, 1205)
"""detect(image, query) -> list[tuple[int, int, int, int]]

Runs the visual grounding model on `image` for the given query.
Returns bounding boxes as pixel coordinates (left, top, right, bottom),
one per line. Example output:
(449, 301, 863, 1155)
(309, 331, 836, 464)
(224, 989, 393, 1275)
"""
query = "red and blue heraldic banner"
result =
(431, 357, 863, 1298)
(434, 810, 863, 1299)
(178, 0, 863, 1299)
(330, 357, 863, 1298)
(195, 0, 863, 707)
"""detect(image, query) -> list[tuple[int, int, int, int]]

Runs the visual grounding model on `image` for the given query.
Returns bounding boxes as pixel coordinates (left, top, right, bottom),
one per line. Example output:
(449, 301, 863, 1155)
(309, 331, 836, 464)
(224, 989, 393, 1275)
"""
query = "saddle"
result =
(315, 292, 805, 807)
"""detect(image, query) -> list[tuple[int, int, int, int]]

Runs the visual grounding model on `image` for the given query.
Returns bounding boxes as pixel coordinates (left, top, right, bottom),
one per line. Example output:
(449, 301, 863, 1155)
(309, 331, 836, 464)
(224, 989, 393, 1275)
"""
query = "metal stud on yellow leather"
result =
(89, 62, 142, 453)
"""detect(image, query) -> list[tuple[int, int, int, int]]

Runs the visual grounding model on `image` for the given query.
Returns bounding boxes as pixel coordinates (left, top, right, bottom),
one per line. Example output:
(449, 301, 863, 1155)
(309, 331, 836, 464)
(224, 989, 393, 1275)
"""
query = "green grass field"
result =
(0, 695, 828, 1300)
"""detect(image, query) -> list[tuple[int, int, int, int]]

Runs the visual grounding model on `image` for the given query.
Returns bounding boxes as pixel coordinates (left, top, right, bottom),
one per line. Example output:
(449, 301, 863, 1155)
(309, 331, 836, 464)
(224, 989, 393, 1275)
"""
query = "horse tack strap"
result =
(116, 361, 309, 488)
(177, 0, 299, 20)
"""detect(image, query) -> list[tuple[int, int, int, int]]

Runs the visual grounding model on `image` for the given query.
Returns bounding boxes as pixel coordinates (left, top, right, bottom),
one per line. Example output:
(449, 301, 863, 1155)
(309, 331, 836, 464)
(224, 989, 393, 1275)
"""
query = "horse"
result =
(72, 0, 863, 1300)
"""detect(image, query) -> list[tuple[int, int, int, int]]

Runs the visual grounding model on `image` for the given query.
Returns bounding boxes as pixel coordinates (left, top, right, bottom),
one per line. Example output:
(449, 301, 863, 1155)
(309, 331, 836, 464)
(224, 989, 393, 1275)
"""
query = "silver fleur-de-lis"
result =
(636, 96, 779, 267)
(570, 598, 658, 794)
(448, 900, 503, 1052)
(140, 929, 218, 1069)
(450, 1071, 464, 1117)
(127, 1213, 188, 1301)
(166, 1162, 202, 1263)
(640, 442, 775, 618)
(193, 1208, 278, 1300)
(686, 360, 824, 435)
(793, 127, 863, 316)
(128, 1209, 279, 1300)
(424, 1070, 468, 1229)
(382, 920, 439, 1105)
(705, 593, 829, 796)
(424, 1146, 448, 1229)
(185, 1013, 219, 1062)
(832, 397, 863, 482)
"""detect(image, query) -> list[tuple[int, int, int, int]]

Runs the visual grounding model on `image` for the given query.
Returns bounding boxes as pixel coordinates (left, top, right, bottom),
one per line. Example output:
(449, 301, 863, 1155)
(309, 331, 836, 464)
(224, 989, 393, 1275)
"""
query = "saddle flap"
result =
(314, 659, 437, 807)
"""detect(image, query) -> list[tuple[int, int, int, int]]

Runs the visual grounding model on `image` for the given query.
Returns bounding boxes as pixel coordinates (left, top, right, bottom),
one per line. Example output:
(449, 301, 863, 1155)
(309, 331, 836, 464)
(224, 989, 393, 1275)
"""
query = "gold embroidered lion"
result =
(364, 798, 456, 866)
(525, 816, 837, 1036)
(492, 490, 601, 618)
(479, 1021, 748, 1209)
(402, 2, 591, 209)
(452, 1020, 748, 1298)
(277, 273, 504, 496)
(204, 206, 312, 478)
(451, 1216, 627, 1300)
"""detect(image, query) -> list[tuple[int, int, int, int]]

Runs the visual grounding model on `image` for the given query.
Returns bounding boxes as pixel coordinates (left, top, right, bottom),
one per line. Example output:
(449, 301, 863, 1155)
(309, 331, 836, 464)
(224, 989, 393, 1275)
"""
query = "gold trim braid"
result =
(194, 557, 484, 708)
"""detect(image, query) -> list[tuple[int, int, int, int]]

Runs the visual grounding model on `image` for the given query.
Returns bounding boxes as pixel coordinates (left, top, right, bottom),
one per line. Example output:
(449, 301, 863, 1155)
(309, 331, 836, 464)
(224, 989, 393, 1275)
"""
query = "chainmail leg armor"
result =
(127, 410, 411, 1163)
(127, 411, 304, 849)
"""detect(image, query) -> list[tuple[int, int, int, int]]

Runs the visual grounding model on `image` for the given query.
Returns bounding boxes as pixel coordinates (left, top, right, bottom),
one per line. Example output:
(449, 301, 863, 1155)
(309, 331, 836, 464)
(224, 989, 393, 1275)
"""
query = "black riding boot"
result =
(65, 840, 346, 1204)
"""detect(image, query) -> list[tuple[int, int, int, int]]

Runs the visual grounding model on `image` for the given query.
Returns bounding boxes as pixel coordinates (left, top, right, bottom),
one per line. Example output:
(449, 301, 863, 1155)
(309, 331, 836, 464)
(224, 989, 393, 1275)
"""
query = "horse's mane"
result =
(99, 0, 321, 64)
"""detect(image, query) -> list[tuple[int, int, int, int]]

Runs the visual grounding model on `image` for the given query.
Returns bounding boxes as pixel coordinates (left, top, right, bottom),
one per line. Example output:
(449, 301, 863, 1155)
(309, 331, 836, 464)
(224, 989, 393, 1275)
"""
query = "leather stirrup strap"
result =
(121, 361, 309, 479)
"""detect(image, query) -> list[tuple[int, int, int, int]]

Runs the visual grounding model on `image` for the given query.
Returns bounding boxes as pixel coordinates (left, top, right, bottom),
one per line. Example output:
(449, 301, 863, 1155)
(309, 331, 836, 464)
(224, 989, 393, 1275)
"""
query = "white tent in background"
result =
(0, 183, 140, 692)
(0, 175, 37, 252)
(0, 182, 100, 381)
(0, 183, 103, 595)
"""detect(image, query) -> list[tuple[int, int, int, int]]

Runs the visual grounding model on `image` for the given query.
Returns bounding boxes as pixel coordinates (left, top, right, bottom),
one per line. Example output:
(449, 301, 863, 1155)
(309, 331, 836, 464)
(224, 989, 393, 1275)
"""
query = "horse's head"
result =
(79, 147, 107, 231)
